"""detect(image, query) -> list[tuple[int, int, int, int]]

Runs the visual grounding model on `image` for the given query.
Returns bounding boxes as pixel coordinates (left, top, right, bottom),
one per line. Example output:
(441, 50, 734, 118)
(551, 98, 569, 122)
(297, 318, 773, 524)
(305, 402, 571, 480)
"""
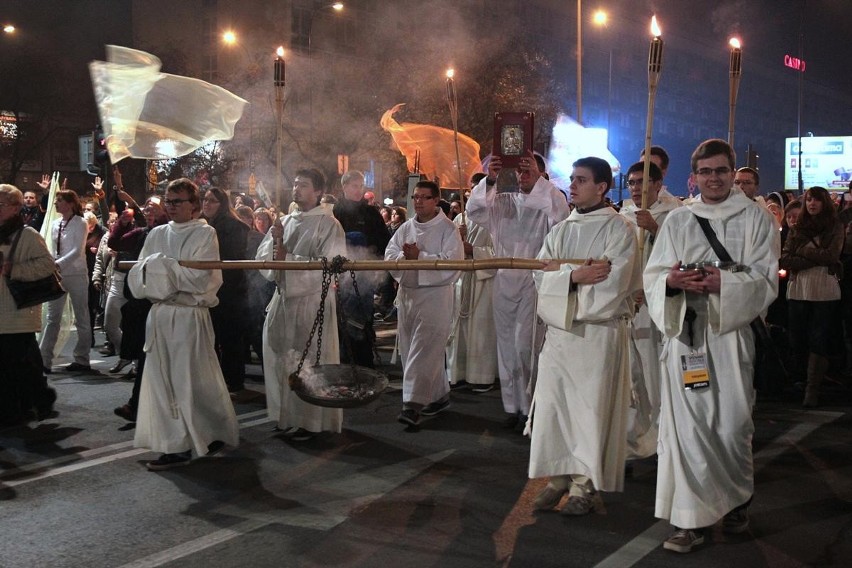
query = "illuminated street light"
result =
(592, 10, 607, 26)
(592, 9, 612, 134)
(332, 2, 344, 11)
(222, 30, 236, 45)
(3, 24, 15, 34)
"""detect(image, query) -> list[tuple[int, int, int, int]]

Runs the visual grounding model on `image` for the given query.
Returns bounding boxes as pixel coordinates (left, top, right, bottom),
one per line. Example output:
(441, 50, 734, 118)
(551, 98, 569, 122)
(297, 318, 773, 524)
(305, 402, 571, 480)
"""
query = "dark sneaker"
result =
(420, 398, 450, 416)
(560, 494, 597, 516)
(206, 440, 225, 456)
(290, 428, 317, 442)
(502, 413, 520, 429)
(43, 366, 53, 375)
(397, 408, 420, 427)
(64, 362, 92, 373)
(146, 451, 192, 471)
(663, 529, 705, 553)
(114, 404, 137, 422)
(471, 383, 496, 393)
(722, 508, 749, 534)
(532, 484, 567, 511)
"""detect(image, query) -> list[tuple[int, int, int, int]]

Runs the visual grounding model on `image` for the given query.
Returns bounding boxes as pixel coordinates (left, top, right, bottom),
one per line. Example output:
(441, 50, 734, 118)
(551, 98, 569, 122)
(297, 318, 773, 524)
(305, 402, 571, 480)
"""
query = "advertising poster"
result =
(785, 136, 852, 190)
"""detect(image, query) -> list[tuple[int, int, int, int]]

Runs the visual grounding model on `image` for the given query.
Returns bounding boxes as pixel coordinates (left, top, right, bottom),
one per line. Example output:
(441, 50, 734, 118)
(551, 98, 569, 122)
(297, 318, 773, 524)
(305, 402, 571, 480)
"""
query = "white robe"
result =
(467, 176, 570, 414)
(385, 213, 464, 406)
(619, 190, 682, 459)
(530, 207, 640, 492)
(128, 219, 240, 456)
(258, 206, 346, 433)
(644, 187, 779, 529)
(446, 215, 498, 385)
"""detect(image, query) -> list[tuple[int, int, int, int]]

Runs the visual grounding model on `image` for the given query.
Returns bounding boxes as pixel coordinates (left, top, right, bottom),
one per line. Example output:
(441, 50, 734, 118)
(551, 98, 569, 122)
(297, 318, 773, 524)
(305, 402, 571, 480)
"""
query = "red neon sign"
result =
(784, 54, 806, 72)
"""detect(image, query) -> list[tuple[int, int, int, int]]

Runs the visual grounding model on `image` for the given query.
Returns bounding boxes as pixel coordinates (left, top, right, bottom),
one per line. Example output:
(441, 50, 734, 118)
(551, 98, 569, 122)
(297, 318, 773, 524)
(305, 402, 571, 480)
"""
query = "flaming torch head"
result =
(648, 16, 663, 78)
(729, 37, 743, 77)
(274, 46, 285, 87)
(445, 68, 457, 105)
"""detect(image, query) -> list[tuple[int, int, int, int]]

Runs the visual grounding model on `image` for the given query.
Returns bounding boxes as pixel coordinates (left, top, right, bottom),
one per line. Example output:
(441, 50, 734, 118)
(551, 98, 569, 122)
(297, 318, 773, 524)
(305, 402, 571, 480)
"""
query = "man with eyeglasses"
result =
(385, 180, 464, 428)
(619, 161, 682, 462)
(127, 178, 239, 471)
(466, 151, 570, 430)
(644, 139, 779, 553)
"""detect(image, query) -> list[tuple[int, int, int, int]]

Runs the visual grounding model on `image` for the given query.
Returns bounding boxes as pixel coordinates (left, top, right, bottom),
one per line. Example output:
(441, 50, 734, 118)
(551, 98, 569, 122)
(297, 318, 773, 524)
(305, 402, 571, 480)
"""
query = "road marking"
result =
(0, 410, 272, 487)
(592, 409, 843, 568)
(116, 450, 456, 568)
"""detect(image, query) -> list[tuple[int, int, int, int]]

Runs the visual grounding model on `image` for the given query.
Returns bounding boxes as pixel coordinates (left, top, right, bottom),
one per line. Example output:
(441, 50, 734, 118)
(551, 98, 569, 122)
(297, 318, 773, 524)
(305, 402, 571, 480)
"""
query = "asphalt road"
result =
(1, 326, 851, 568)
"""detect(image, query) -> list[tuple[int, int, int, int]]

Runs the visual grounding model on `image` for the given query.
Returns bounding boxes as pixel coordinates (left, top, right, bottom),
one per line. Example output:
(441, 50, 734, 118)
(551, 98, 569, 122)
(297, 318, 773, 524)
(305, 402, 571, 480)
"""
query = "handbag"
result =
(4, 228, 66, 309)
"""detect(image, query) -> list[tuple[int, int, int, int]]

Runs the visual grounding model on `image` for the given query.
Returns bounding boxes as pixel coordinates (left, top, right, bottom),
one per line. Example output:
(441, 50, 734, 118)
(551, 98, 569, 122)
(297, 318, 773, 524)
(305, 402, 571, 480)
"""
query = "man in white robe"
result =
(466, 151, 570, 427)
(619, 160, 682, 460)
(644, 139, 778, 553)
(128, 178, 240, 471)
(258, 168, 346, 441)
(529, 156, 641, 516)
(385, 180, 463, 427)
(446, 210, 498, 391)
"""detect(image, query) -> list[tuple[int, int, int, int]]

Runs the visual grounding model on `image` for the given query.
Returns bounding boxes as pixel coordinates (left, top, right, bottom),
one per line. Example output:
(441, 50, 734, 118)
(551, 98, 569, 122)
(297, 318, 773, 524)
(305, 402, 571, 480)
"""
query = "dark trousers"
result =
(210, 296, 246, 391)
(0, 333, 54, 423)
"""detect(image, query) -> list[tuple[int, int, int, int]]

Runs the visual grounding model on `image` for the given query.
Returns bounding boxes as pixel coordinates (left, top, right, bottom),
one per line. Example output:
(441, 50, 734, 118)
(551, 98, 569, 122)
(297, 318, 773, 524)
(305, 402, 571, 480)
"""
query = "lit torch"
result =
(274, 46, 286, 210)
(446, 68, 466, 221)
(728, 37, 742, 149)
(639, 15, 664, 259)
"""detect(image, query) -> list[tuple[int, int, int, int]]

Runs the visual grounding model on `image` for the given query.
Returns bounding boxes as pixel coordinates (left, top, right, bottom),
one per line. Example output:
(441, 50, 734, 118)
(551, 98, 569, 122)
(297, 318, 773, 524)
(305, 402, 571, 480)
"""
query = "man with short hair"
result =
(127, 178, 239, 470)
(619, 160, 682, 459)
(333, 170, 390, 368)
(530, 156, 641, 516)
(733, 167, 760, 199)
(385, 180, 463, 427)
(644, 139, 778, 553)
(467, 151, 570, 428)
(259, 168, 346, 440)
(20, 190, 44, 231)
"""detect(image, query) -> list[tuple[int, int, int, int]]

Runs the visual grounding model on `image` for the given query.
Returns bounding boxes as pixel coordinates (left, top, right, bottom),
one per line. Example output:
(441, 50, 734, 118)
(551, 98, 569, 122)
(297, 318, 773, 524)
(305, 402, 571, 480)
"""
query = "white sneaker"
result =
(663, 529, 705, 553)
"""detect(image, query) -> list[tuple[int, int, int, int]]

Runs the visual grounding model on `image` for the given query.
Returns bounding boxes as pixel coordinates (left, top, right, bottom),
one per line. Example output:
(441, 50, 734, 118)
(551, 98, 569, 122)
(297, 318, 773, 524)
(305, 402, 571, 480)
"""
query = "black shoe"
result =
(397, 408, 420, 427)
(206, 440, 225, 456)
(420, 398, 450, 416)
(109, 359, 133, 374)
(146, 451, 192, 471)
(99, 343, 115, 356)
(43, 366, 53, 375)
(64, 362, 92, 373)
(449, 380, 468, 391)
(114, 404, 137, 422)
(503, 413, 520, 429)
(34, 388, 58, 421)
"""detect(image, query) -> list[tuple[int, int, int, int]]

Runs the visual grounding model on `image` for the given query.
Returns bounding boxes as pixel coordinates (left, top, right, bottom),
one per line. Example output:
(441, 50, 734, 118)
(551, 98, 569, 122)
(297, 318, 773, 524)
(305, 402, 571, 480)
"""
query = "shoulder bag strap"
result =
(693, 215, 733, 263)
(4, 228, 24, 280)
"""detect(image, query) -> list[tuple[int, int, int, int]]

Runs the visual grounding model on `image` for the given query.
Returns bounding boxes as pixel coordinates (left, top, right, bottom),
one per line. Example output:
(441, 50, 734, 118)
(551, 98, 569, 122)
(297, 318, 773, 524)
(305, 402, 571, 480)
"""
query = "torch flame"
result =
(729, 37, 741, 49)
(276, 46, 285, 58)
(650, 15, 661, 38)
(446, 68, 455, 79)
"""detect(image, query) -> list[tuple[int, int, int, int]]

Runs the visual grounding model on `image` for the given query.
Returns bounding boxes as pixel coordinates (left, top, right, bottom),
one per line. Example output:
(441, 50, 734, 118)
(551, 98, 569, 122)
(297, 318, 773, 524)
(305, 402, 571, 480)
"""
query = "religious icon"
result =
(493, 112, 534, 168)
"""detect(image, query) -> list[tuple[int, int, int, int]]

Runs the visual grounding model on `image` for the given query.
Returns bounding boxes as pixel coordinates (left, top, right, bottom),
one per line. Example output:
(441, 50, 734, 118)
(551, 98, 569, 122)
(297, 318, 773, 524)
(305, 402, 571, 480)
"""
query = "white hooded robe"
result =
(385, 212, 463, 407)
(257, 206, 347, 433)
(128, 219, 240, 456)
(530, 207, 641, 492)
(644, 188, 778, 529)
(466, 176, 570, 414)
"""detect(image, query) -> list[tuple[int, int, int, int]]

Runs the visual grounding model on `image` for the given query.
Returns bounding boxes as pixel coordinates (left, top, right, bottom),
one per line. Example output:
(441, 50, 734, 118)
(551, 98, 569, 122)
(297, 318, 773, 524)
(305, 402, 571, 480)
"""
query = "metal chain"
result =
(295, 257, 332, 376)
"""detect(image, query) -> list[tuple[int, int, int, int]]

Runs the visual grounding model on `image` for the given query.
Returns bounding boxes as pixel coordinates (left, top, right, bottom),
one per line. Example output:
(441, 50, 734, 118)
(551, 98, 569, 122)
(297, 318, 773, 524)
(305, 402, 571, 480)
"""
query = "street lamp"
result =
(2, 24, 14, 34)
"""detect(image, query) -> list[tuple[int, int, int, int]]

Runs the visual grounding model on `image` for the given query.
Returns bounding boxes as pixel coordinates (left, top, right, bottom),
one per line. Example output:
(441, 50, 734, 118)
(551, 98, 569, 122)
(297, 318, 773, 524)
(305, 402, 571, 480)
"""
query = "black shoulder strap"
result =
(693, 214, 733, 263)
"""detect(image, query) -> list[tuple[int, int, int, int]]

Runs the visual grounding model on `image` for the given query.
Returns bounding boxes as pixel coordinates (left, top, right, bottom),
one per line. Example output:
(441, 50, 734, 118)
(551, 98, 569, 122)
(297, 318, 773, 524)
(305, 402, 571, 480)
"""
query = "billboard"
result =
(785, 136, 852, 190)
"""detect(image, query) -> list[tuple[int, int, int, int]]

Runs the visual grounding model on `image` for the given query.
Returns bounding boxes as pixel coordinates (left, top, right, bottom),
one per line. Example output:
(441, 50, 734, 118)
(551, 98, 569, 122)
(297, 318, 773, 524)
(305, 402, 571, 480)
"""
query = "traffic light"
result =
(93, 126, 109, 169)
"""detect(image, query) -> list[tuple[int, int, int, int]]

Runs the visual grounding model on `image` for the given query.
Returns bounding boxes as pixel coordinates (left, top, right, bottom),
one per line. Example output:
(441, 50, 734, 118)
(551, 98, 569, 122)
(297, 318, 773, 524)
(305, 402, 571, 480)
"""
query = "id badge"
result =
(681, 352, 710, 390)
